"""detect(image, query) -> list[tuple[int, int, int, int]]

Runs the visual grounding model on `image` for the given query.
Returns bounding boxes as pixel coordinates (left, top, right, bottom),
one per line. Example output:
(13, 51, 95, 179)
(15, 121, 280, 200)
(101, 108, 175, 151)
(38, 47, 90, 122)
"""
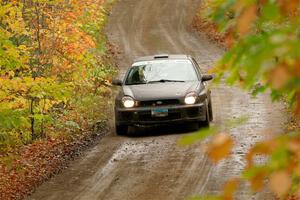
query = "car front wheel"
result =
(199, 103, 210, 127)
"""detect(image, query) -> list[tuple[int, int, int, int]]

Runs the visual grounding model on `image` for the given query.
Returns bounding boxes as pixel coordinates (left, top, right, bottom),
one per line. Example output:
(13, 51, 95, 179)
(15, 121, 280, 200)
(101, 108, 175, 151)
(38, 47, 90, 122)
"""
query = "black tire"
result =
(116, 124, 128, 135)
(199, 103, 210, 127)
(208, 100, 213, 122)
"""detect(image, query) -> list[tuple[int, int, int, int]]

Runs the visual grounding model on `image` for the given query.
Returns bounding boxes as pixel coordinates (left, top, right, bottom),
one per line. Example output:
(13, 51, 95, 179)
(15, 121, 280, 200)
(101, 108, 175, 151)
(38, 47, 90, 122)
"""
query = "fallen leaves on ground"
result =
(191, 12, 227, 48)
(0, 126, 108, 200)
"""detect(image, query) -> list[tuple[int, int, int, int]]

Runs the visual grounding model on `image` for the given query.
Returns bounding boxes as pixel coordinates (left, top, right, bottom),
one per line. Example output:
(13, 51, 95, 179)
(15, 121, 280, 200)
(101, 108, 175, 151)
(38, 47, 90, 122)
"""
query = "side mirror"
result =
(112, 79, 123, 86)
(201, 74, 214, 82)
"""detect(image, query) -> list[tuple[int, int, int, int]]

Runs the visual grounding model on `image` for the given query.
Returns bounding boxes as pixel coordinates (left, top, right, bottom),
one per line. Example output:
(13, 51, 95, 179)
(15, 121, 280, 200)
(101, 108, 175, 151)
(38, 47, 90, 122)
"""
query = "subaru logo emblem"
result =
(156, 101, 163, 105)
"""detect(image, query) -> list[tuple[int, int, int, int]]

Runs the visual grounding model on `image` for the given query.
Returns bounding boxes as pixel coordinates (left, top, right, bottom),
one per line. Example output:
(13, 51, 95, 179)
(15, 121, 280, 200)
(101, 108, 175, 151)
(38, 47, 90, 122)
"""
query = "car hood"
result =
(122, 81, 201, 101)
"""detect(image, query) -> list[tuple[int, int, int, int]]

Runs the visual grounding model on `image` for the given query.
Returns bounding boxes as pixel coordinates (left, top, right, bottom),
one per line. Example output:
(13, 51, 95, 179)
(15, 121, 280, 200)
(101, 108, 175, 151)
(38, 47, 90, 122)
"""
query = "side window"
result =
(126, 66, 147, 84)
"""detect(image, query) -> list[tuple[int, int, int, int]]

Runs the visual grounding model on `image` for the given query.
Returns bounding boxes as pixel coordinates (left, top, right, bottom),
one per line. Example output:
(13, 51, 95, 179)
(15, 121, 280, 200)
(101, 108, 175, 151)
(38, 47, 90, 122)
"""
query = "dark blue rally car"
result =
(112, 54, 213, 135)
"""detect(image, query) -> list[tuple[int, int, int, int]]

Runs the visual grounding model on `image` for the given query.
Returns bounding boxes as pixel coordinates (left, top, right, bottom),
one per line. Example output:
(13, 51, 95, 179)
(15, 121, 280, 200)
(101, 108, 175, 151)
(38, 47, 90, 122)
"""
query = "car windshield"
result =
(125, 59, 199, 85)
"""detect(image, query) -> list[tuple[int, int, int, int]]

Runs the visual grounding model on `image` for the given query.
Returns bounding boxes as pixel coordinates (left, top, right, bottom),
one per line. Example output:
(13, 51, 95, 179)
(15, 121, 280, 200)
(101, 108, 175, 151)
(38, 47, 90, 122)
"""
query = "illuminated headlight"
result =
(184, 92, 197, 105)
(122, 96, 135, 108)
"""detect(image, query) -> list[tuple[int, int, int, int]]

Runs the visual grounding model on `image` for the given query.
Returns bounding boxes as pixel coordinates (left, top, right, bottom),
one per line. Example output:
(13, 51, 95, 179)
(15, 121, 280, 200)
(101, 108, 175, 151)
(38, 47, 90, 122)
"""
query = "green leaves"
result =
(178, 126, 219, 145)
(188, 196, 221, 200)
(193, 1, 300, 199)
(207, 0, 300, 112)
(0, 109, 29, 130)
(260, 2, 281, 21)
(0, 0, 115, 154)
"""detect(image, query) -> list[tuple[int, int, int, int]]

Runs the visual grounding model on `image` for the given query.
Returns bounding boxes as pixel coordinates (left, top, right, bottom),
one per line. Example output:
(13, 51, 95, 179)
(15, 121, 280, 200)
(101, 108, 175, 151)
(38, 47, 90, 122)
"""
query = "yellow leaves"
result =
(0, 1, 27, 36)
(294, 164, 300, 177)
(8, 71, 15, 78)
(237, 5, 257, 36)
(9, 18, 27, 35)
(269, 170, 292, 197)
(206, 133, 234, 163)
(11, 98, 27, 110)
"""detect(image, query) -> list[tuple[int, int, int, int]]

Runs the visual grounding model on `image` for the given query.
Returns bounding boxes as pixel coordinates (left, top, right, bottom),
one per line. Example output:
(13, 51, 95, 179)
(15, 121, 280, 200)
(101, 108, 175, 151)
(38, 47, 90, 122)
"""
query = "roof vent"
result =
(154, 54, 169, 59)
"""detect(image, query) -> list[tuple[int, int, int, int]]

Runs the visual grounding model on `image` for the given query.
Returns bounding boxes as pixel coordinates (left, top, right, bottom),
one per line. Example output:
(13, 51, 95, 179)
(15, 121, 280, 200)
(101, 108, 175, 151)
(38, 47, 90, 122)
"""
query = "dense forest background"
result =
(0, 0, 116, 199)
(0, 0, 116, 155)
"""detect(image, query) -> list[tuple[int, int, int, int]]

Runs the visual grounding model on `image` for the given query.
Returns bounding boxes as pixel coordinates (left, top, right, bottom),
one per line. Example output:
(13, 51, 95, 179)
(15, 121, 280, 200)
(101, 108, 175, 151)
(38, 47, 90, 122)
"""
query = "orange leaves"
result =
(250, 170, 267, 191)
(267, 62, 300, 116)
(278, 0, 300, 15)
(0, 136, 91, 200)
(222, 178, 240, 200)
(243, 134, 300, 198)
(287, 139, 300, 154)
(292, 59, 300, 76)
(269, 64, 291, 90)
(206, 133, 234, 163)
(246, 140, 275, 167)
(27, 0, 103, 79)
(224, 30, 235, 48)
(237, 5, 257, 36)
(269, 170, 292, 197)
(266, 60, 300, 116)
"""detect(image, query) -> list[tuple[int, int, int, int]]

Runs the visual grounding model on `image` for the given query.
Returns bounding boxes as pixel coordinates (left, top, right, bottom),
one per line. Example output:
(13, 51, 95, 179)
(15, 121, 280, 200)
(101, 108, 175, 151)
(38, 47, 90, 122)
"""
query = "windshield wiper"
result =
(147, 79, 185, 84)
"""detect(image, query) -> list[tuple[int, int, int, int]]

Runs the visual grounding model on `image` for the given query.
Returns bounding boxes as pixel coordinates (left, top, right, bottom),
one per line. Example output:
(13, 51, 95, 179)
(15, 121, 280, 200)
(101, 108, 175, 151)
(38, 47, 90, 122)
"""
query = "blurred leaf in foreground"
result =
(269, 170, 292, 197)
(178, 126, 219, 146)
(206, 133, 234, 163)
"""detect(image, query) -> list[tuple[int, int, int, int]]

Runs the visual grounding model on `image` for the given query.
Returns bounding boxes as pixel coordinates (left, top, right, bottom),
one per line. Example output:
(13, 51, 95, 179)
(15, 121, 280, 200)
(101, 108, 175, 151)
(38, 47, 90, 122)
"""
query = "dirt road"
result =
(28, 0, 286, 199)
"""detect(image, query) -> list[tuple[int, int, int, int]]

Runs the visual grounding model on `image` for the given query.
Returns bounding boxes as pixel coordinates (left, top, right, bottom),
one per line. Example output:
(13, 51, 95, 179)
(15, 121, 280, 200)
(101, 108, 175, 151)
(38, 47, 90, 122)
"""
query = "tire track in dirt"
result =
(28, 0, 286, 199)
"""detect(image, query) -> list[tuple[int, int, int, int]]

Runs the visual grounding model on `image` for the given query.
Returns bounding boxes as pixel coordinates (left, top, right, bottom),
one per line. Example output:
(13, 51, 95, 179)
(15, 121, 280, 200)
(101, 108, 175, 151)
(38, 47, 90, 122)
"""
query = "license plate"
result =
(151, 108, 168, 117)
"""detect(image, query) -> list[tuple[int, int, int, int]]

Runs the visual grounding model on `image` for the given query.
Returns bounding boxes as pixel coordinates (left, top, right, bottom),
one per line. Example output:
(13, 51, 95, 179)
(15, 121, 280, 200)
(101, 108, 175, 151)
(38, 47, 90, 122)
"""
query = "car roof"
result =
(133, 54, 191, 63)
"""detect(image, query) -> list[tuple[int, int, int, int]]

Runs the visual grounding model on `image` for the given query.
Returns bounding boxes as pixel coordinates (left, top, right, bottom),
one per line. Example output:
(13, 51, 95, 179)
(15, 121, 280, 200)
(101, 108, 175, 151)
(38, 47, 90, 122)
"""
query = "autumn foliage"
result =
(0, 0, 115, 198)
(188, 0, 300, 199)
(0, 0, 115, 154)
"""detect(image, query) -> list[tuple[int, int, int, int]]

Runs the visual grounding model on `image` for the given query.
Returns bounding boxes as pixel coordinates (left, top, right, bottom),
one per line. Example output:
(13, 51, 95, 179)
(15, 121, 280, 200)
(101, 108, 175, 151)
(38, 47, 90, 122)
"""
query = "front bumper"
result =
(115, 103, 207, 126)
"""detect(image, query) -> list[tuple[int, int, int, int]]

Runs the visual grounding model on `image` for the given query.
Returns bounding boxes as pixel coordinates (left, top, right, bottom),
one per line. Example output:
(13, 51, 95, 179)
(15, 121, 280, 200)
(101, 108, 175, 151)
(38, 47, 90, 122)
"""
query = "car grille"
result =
(139, 99, 180, 107)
